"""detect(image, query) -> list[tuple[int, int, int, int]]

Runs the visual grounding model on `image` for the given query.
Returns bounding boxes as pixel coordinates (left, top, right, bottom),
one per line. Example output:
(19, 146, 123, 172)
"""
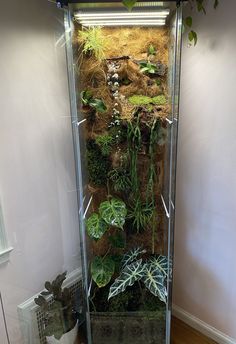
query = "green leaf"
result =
(91, 256, 115, 288)
(86, 213, 108, 240)
(89, 98, 107, 113)
(122, 0, 137, 11)
(149, 255, 168, 277)
(81, 90, 92, 105)
(214, 0, 219, 9)
(148, 44, 156, 56)
(185, 16, 192, 28)
(142, 264, 167, 303)
(108, 259, 146, 299)
(188, 30, 198, 46)
(197, 0, 206, 14)
(99, 198, 127, 229)
(122, 247, 146, 268)
(108, 232, 125, 249)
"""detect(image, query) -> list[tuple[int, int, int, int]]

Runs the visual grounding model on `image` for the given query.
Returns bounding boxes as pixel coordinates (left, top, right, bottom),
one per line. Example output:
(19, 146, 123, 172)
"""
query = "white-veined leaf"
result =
(121, 247, 146, 268)
(142, 264, 167, 303)
(91, 256, 115, 288)
(86, 213, 108, 240)
(108, 259, 145, 299)
(149, 255, 168, 277)
(99, 198, 127, 229)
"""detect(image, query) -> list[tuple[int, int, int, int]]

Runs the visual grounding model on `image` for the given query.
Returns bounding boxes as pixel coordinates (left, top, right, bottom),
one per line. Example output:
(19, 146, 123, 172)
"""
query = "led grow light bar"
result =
(75, 9, 170, 27)
(80, 20, 165, 26)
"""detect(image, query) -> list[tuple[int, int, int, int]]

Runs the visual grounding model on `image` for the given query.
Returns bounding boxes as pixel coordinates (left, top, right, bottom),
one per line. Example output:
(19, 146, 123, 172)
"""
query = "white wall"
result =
(0, 0, 80, 343)
(173, 0, 236, 339)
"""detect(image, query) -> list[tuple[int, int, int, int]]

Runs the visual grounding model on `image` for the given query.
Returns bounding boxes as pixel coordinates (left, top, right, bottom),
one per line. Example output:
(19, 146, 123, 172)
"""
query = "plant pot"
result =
(46, 321, 78, 344)
(90, 311, 166, 344)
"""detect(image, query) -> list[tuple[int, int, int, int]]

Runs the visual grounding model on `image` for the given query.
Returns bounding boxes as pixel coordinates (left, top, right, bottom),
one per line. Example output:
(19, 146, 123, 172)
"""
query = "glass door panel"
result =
(64, 1, 183, 343)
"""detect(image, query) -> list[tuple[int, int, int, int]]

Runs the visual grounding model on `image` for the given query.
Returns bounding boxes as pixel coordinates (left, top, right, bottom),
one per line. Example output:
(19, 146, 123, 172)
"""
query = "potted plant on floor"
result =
(34, 272, 78, 344)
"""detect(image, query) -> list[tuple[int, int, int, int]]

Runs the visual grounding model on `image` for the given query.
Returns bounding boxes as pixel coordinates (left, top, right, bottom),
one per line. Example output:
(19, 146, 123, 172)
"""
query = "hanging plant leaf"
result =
(122, 0, 137, 11)
(86, 213, 109, 240)
(197, 0, 206, 14)
(214, 0, 219, 9)
(142, 264, 167, 303)
(149, 255, 168, 277)
(108, 259, 146, 299)
(188, 30, 198, 46)
(91, 256, 115, 288)
(185, 16, 193, 28)
(121, 247, 146, 268)
(99, 198, 127, 229)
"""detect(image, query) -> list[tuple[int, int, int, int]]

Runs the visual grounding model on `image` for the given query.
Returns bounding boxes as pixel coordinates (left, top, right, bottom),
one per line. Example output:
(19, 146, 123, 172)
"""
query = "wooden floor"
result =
(77, 317, 217, 344)
(171, 317, 217, 344)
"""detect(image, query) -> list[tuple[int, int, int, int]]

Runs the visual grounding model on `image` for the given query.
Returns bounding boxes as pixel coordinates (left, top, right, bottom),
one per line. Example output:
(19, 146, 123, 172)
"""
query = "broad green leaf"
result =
(149, 255, 168, 277)
(81, 90, 92, 105)
(185, 16, 192, 28)
(89, 98, 107, 113)
(86, 213, 108, 240)
(142, 264, 167, 303)
(188, 30, 198, 46)
(122, 0, 137, 11)
(91, 256, 115, 288)
(108, 259, 146, 299)
(122, 247, 146, 268)
(99, 198, 127, 229)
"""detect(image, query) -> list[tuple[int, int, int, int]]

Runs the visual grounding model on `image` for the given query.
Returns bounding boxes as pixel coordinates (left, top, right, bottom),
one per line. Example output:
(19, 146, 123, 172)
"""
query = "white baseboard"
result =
(172, 304, 236, 344)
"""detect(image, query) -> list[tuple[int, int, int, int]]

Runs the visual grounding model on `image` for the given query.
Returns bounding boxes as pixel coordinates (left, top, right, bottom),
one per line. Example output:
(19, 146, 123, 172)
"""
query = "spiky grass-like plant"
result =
(95, 134, 114, 156)
(78, 27, 107, 61)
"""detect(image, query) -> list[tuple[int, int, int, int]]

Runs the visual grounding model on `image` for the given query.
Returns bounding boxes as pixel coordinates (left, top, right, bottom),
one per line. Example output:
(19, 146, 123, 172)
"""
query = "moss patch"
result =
(87, 139, 111, 186)
(129, 94, 167, 106)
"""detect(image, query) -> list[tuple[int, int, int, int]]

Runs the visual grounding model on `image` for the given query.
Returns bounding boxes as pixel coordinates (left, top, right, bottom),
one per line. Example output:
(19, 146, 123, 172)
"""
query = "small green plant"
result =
(127, 198, 154, 232)
(34, 272, 77, 340)
(129, 95, 167, 106)
(147, 44, 157, 56)
(87, 139, 111, 186)
(95, 134, 114, 156)
(108, 168, 131, 193)
(139, 61, 158, 74)
(108, 247, 168, 303)
(78, 27, 107, 60)
(81, 90, 107, 113)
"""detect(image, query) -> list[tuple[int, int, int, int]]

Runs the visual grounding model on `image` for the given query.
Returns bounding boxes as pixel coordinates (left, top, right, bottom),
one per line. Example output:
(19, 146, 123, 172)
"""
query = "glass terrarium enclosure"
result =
(63, 1, 183, 343)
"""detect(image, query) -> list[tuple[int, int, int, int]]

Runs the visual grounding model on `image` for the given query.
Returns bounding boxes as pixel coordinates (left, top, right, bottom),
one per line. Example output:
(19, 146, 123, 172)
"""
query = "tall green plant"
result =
(127, 115, 142, 197)
(78, 27, 107, 60)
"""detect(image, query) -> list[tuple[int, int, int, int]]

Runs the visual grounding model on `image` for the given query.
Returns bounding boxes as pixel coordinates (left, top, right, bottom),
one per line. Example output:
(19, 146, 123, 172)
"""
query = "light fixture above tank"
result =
(75, 9, 170, 27)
